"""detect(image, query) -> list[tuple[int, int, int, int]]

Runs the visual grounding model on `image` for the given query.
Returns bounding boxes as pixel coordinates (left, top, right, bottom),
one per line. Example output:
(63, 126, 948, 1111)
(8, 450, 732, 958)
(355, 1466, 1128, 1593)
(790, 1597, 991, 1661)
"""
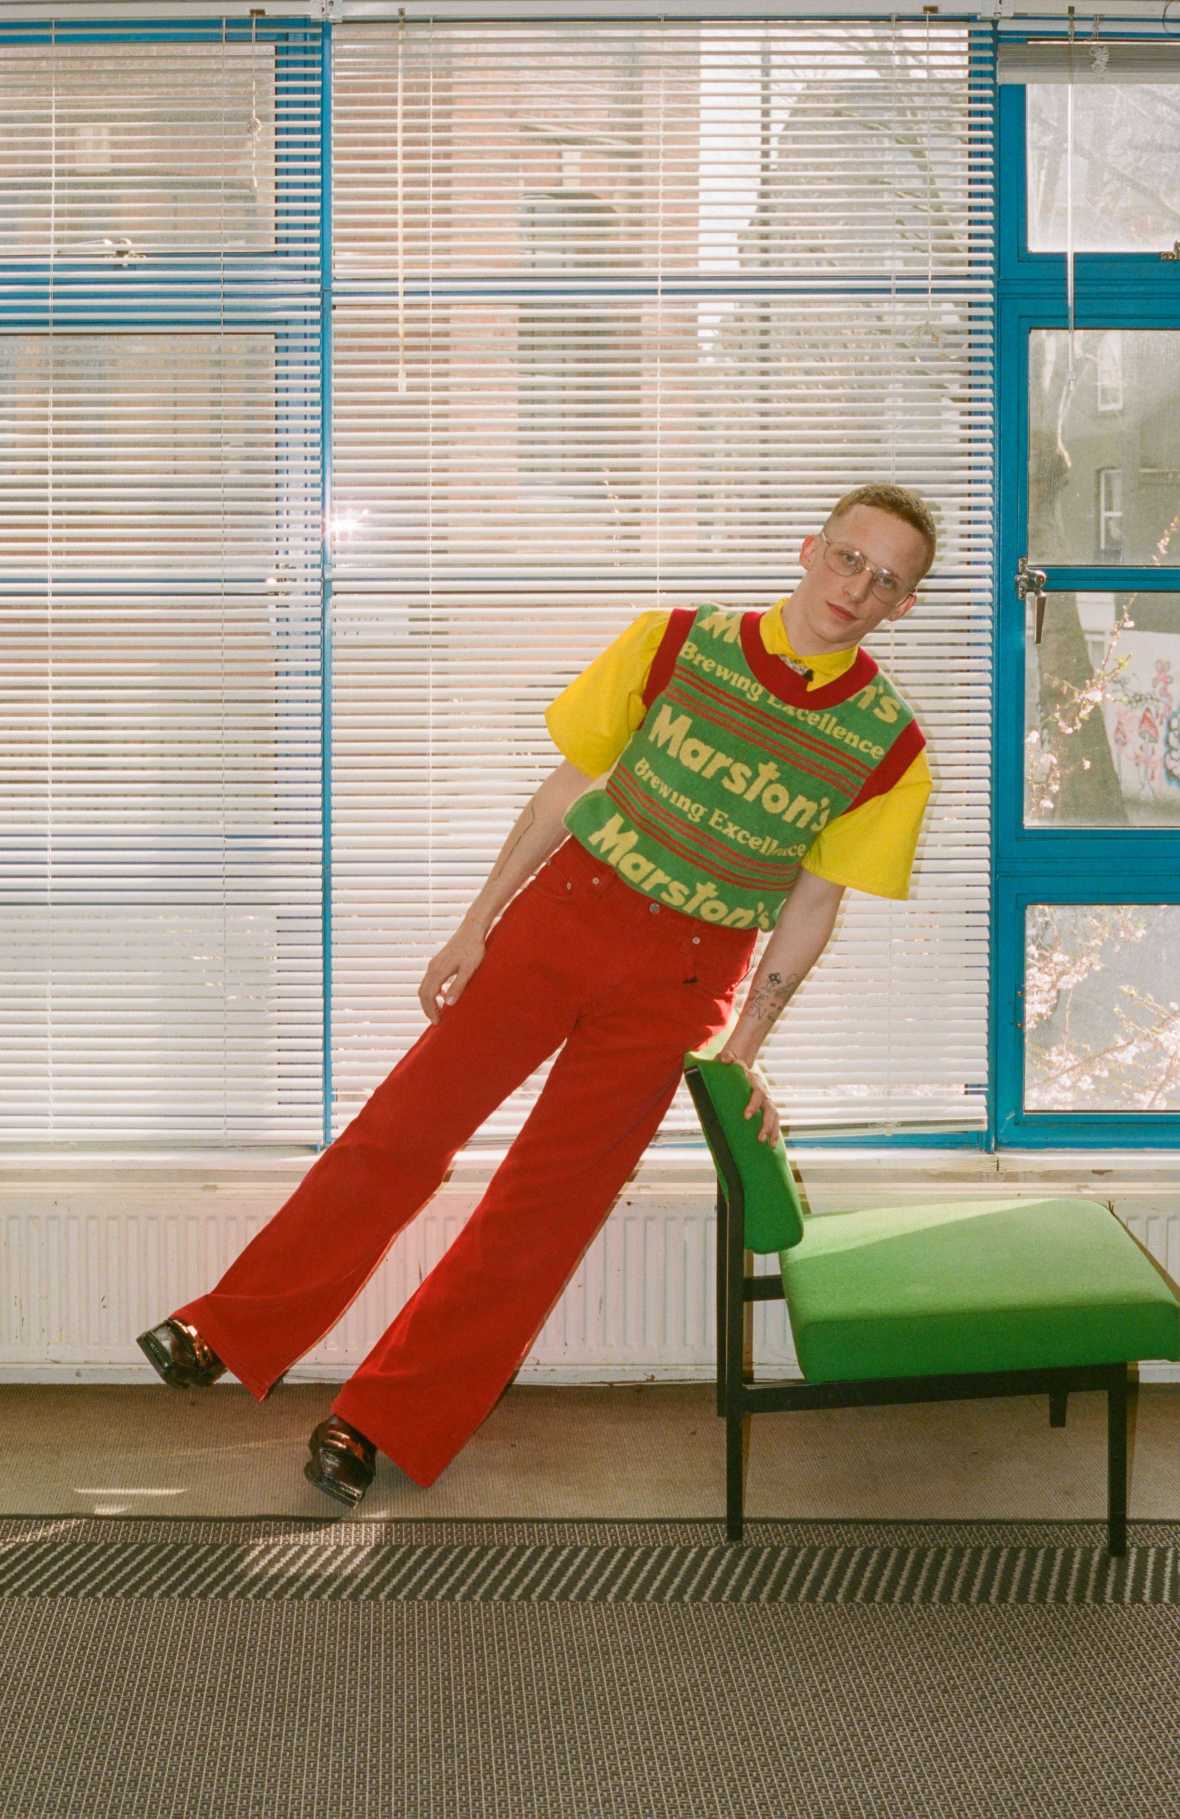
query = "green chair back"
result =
(684, 1052, 806, 1253)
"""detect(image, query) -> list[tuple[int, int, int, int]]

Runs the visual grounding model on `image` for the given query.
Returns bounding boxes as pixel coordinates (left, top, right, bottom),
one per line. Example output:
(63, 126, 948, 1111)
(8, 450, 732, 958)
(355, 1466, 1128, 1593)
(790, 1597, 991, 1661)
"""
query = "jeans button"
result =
(591, 876, 601, 885)
(650, 903, 660, 914)
(692, 936, 700, 944)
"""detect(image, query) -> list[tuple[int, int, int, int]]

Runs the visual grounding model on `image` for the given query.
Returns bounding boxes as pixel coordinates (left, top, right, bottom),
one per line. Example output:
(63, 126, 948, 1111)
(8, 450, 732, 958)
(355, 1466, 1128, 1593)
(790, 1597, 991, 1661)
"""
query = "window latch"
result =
(1161, 242, 1180, 262)
(1016, 557, 1048, 644)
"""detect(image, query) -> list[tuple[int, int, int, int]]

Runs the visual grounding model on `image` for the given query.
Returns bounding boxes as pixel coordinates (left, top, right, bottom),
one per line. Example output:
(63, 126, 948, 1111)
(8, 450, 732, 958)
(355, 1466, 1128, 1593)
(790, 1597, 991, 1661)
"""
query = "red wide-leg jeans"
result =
(174, 838, 755, 1486)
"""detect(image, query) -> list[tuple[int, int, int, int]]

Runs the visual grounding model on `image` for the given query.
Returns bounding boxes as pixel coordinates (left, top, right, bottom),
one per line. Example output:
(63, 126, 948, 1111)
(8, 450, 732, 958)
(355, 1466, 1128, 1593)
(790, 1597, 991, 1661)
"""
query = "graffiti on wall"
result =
(1105, 637, 1180, 811)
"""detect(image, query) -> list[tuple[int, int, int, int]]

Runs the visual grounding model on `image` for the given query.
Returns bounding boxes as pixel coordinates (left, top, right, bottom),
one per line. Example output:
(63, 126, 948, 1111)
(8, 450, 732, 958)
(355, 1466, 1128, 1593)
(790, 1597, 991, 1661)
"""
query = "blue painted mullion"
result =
(1035, 568, 1180, 592)
(998, 845, 1180, 887)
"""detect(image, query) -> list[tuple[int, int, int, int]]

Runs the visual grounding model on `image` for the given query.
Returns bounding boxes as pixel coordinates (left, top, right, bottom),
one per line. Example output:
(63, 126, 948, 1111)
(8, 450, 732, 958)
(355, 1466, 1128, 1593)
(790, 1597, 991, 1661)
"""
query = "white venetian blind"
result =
(329, 18, 994, 1138)
(0, 26, 324, 1144)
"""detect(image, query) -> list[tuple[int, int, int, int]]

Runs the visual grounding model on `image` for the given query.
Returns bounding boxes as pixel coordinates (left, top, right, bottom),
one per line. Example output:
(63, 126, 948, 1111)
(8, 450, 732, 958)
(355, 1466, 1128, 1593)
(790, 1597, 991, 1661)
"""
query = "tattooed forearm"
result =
(742, 970, 802, 1028)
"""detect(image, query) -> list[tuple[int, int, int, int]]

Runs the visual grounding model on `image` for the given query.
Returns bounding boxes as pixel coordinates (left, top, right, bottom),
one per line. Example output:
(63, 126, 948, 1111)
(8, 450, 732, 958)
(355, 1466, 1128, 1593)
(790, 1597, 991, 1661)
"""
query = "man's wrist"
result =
(460, 902, 495, 941)
(720, 1023, 765, 1068)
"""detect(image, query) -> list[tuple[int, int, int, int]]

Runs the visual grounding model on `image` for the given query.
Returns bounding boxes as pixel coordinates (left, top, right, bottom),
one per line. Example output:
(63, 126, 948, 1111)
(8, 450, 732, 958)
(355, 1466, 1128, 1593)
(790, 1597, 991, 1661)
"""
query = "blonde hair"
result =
(825, 483, 937, 573)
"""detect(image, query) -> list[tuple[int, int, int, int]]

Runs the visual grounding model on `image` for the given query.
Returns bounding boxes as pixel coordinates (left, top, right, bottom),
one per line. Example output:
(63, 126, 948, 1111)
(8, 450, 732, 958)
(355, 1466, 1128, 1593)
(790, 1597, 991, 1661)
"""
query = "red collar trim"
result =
(739, 613, 879, 709)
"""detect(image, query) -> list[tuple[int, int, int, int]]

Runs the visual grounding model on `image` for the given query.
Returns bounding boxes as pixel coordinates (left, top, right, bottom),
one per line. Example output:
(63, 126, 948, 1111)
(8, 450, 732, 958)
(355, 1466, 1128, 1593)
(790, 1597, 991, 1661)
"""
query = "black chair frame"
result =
(685, 1068, 1131, 1555)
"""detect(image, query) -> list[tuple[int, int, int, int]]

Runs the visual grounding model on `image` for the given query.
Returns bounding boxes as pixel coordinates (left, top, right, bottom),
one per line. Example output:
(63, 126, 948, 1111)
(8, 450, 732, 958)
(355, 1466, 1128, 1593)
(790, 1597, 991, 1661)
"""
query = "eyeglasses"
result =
(817, 532, 917, 607)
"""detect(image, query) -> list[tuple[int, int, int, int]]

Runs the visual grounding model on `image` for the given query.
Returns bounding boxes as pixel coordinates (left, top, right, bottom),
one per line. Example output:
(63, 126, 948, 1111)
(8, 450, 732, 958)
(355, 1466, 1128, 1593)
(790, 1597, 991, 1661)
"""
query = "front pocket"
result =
(684, 946, 754, 996)
(528, 860, 576, 904)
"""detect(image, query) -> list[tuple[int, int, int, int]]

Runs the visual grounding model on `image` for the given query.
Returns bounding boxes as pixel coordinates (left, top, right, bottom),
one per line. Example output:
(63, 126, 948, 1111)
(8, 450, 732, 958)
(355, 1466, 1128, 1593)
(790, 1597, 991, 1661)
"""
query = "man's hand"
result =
(715, 1048, 781, 1146)
(715, 873, 844, 1142)
(418, 923, 486, 1025)
(416, 760, 596, 1027)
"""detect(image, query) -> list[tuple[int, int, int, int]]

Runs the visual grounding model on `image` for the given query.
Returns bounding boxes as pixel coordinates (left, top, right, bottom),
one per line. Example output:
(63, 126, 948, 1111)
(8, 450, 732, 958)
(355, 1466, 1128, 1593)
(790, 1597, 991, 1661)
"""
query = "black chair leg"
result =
(723, 1180, 747, 1543)
(1049, 1389, 1068, 1427)
(726, 1399, 744, 1543)
(1106, 1363, 1128, 1557)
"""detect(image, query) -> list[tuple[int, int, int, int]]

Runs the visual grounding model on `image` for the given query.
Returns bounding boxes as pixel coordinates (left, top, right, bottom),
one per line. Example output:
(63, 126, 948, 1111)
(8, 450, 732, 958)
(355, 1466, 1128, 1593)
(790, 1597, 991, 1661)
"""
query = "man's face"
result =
(783, 504, 931, 655)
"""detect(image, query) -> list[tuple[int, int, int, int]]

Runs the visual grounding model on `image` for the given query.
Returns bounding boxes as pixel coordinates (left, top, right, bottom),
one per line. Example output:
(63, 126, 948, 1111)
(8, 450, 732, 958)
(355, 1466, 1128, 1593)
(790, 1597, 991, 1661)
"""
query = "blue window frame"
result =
(994, 69, 1180, 1148)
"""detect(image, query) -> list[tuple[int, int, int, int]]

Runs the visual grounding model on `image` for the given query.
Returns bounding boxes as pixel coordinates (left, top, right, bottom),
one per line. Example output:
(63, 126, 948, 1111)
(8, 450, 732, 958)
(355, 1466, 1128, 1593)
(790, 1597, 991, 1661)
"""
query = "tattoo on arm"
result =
(743, 969, 802, 1028)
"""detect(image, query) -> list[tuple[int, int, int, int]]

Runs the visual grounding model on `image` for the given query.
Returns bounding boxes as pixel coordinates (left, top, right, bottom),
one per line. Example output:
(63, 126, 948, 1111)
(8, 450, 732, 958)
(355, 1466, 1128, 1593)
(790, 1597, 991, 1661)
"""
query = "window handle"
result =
(1161, 242, 1180, 262)
(1016, 557, 1048, 645)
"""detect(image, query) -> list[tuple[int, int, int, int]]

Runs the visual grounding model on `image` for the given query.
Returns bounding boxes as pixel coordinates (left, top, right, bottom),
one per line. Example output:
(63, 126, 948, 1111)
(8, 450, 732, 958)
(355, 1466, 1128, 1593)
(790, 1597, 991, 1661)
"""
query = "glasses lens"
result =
(870, 572, 907, 605)
(822, 541, 863, 578)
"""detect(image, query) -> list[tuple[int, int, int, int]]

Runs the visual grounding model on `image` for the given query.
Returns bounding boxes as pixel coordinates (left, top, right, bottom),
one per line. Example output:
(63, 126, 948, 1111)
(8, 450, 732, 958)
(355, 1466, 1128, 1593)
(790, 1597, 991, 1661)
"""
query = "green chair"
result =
(685, 1053, 1180, 1555)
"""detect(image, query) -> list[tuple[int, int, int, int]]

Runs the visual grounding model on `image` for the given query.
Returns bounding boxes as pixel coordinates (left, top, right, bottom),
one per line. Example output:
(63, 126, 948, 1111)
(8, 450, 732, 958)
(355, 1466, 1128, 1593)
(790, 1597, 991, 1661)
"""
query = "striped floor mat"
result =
(3, 1516, 1178, 1604)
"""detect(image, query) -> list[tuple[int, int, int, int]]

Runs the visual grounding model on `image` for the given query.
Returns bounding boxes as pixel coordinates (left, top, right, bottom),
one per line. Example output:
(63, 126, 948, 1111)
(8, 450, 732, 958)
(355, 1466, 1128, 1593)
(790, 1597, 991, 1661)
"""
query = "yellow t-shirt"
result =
(545, 604, 932, 901)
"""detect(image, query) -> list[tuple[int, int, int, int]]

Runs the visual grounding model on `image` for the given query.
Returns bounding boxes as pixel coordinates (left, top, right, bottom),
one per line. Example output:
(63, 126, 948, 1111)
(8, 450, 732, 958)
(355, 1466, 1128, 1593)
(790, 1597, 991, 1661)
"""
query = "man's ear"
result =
(884, 593, 918, 625)
(799, 533, 821, 569)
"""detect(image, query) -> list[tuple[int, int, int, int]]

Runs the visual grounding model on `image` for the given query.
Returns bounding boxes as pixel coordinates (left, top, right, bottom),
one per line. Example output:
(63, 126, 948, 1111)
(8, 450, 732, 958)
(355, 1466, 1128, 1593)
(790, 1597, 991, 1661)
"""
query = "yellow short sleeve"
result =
(544, 611, 671, 778)
(802, 751, 932, 900)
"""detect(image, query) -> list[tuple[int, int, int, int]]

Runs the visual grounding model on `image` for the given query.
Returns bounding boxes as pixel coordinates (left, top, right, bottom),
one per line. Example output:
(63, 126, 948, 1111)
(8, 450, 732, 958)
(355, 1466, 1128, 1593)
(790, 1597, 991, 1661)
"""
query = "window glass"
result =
(330, 22, 995, 1138)
(0, 43, 275, 256)
(1025, 591, 1180, 827)
(0, 325, 324, 1143)
(1028, 329, 1180, 565)
(1025, 903, 1180, 1111)
(0, 332, 278, 572)
(1026, 82, 1180, 254)
(333, 23, 977, 283)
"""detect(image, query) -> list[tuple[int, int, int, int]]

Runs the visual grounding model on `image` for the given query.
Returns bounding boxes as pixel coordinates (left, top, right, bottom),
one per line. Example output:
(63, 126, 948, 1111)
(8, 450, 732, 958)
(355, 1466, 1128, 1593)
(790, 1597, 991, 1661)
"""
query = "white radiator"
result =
(3, 1150, 1179, 1383)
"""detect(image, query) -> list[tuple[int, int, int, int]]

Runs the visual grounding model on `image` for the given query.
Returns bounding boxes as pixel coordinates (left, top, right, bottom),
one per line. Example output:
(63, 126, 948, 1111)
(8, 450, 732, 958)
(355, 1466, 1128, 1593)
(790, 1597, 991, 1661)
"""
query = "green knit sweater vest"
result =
(563, 605, 924, 931)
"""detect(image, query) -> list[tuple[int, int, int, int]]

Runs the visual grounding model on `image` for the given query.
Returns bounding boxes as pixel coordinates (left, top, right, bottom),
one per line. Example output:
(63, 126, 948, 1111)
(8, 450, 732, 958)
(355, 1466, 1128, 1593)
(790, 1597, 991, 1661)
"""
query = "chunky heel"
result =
(136, 1318, 226, 1389)
(305, 1416, 377, 1507)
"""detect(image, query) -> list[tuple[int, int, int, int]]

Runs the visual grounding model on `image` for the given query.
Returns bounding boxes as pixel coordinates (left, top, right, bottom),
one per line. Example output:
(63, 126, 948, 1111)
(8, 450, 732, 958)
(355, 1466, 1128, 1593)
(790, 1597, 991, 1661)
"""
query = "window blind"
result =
(0, 25, 324, 1143)
(997, 42, 1180, 84)
(330, 20, 994, 1138)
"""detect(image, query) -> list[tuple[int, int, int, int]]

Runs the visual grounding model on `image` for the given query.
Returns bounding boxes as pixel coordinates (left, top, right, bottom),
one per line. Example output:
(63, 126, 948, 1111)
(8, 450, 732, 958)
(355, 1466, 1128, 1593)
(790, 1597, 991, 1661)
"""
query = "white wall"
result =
(4, 1145, 1179, 1384)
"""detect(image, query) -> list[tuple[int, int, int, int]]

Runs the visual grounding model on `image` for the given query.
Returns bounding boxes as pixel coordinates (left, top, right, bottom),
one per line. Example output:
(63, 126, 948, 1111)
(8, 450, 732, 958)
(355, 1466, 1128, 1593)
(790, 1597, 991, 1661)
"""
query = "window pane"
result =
(1025, 591, 1180, 826)
(1025, 904, 1180, 1111)
(334, 294, 986, 574)
(333, 21, 980, 285)
(1026, 83, 1180, 254)
(0, 43, 275, 257)
(0, 333, 279, 574)
(330, 19, 996, 1137)
(1028, 330, 1180, 565)
(0, 328, 324, 1141)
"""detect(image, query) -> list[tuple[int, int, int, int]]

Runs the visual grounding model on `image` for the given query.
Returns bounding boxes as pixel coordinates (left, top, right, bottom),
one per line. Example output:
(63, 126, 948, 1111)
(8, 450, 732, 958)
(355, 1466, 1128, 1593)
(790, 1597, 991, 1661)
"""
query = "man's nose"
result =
(840, 568, 875, 604)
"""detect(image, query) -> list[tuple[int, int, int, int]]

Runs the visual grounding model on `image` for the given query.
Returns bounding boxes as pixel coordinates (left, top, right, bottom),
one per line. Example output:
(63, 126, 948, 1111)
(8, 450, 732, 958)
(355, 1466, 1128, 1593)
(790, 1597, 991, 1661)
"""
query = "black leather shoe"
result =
(304, 1416, 377, 1508)
(137, 1318, 226, 1388)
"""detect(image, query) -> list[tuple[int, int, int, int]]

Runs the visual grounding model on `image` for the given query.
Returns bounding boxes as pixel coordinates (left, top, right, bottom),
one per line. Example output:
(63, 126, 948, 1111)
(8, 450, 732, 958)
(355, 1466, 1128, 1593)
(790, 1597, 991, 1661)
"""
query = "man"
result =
(137, 483, 935, 1508)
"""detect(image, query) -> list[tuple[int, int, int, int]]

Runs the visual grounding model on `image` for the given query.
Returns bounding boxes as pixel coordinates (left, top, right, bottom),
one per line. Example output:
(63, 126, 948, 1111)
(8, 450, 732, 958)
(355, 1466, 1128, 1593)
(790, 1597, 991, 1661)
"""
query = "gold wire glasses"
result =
(817, 532, 917, 606)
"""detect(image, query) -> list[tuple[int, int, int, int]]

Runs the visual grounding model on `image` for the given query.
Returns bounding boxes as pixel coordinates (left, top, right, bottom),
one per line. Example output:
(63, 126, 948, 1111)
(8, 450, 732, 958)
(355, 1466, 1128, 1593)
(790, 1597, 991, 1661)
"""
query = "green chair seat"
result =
(781, 1195, 1180, 1384)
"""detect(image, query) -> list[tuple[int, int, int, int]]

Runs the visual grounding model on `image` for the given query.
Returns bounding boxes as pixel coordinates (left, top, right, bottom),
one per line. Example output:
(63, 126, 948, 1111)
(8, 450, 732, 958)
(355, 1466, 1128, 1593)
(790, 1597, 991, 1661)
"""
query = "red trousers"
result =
(175, 838, 755, 1486)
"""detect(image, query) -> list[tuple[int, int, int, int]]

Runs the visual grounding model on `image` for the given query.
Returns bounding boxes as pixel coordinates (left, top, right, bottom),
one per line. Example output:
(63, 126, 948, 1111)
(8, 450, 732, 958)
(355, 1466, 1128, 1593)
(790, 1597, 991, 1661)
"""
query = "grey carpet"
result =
(5, 1520, 1180, 1819)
